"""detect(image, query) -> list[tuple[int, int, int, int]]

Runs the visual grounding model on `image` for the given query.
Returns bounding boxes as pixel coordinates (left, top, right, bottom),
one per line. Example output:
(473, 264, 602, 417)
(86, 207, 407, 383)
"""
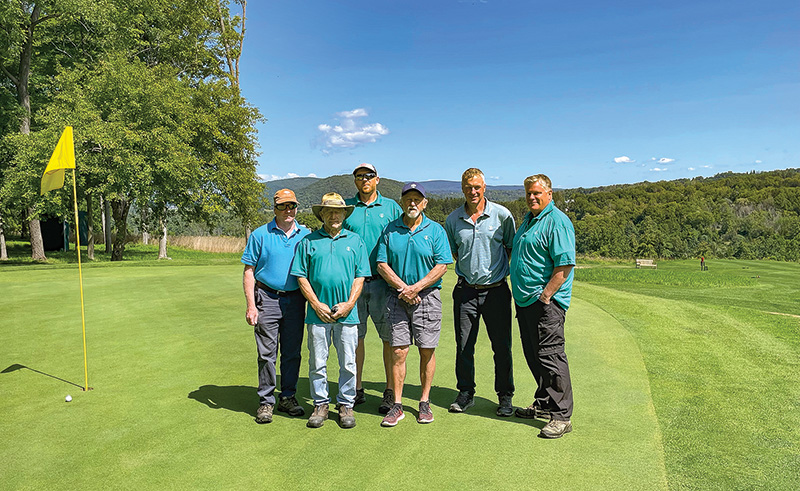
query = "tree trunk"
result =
(245, 223, 252, 243)
(141, 205, 149, 245)
(86, 193, 95, 260)
(0, 210, 7, 260)
(158, 215, 169, 259)
(102, 195, 112, 253)
(15, 6, 46, 261)
(110, 197, 131, 261)
(28, 208, 46, 261)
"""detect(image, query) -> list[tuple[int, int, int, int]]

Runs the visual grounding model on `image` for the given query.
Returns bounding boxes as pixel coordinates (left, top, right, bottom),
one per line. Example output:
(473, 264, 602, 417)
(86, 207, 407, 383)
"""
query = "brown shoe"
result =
(539, 419, 572, 439)
(337, 404, 356, 429)
(515, 401, 550, 420)
(255, 404, 273, 424)
(307, 404, 329, 428)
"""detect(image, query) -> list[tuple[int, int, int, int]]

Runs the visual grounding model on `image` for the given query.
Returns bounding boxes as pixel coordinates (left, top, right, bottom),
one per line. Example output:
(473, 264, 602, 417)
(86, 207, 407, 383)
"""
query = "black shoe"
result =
(449, 391, 474, 413)
(337, 404, 356, 429)
(515, 401, 550, 420)
(378, 389, 394, 415)
(496, 394, 513, 417)
(255, 404, 273, 424)
(354, 388, 366, 405)
(276, 396, 305, 417)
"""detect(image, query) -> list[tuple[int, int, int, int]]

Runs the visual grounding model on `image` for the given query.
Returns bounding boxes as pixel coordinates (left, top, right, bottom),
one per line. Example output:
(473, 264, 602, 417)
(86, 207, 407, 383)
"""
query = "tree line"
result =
(0, 0, 260, 261)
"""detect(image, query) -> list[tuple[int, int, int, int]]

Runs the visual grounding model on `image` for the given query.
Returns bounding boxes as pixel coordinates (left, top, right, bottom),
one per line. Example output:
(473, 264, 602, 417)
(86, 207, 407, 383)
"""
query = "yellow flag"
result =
(40, 126, 76, 195)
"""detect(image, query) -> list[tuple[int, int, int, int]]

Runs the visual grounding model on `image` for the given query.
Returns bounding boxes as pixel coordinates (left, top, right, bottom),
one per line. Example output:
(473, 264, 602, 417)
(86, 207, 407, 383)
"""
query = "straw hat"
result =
(312, 192, 355, 220)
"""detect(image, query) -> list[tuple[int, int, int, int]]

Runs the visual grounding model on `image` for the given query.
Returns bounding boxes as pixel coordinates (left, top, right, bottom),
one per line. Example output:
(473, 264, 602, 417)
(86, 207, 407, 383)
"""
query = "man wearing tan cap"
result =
(242, 189, 310, 424)
(343, 163, 402, 413)
(291, 193, 370, 429)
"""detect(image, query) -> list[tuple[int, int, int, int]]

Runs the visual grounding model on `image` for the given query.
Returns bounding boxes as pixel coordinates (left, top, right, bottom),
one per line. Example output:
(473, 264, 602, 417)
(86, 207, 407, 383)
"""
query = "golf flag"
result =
(41, 126, 76, 195)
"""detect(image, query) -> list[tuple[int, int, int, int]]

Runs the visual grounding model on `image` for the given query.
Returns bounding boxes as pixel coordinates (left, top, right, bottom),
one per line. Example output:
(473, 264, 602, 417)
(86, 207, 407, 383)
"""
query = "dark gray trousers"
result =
(516, 300, 573, 420)
(452, 280, 514, 397)
(254, 288, 305, 405)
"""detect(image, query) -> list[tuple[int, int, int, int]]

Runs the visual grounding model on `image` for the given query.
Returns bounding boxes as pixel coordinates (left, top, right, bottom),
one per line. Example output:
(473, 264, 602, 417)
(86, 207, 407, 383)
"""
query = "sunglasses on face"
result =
(355, 173, 377, 181)
(275, 203, 298, 211)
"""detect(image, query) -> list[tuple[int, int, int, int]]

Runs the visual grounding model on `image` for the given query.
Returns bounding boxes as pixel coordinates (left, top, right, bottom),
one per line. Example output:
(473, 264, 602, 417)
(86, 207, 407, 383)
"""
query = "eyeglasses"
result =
(355, 173, 377, 181)
(275, 203, 298, 211)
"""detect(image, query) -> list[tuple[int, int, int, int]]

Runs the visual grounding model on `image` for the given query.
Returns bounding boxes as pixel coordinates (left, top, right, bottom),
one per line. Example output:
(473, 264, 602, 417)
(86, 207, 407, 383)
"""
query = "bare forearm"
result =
(378, 262, 407, 291)
(413, 263, 448, 291)
(297, 277, 321, 308)
(540, 265, 574, 303)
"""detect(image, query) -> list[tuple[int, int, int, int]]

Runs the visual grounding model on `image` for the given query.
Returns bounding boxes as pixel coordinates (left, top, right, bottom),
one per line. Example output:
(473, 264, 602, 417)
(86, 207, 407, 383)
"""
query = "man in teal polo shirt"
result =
(343, 163, 403, 413)
(242, 189, 309, 424)
(376, 182, 453, 426)
(291, 193, 370, 429)
(510, 174, 576, 439)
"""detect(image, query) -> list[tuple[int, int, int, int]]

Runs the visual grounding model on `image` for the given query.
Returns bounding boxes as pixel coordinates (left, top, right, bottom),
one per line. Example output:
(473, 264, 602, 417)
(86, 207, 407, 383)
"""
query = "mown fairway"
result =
(1, 252, 798, 489)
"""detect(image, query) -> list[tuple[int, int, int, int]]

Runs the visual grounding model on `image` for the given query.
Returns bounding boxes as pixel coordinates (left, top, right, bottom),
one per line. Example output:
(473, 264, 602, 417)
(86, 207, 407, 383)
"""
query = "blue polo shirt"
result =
(445, 199, 516, 285)
(344, 191, 403, 275)
(376, 214, 453, 289)
(241, 220, 310, 291)
(510, 201, 576, 310)
(290, 228, 371, 325)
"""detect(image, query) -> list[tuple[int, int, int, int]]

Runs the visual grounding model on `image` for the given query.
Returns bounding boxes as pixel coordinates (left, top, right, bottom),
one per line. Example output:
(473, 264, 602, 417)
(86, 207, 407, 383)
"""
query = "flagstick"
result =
(71, 169, 90, 391)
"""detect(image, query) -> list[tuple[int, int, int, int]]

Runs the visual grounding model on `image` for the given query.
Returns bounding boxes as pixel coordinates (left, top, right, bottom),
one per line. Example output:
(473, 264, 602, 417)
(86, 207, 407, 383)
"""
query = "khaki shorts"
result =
(387, 288, 442, 349)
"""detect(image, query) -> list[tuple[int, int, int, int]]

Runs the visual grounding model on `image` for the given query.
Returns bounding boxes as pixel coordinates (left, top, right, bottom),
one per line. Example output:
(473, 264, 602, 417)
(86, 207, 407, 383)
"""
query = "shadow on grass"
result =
(1, 363, 85, 389)
(188, 379, 544, 428)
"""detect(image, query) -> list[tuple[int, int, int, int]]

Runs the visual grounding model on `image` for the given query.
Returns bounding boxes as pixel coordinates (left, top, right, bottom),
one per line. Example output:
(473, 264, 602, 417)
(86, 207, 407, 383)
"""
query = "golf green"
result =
(1, 264, 667, 489)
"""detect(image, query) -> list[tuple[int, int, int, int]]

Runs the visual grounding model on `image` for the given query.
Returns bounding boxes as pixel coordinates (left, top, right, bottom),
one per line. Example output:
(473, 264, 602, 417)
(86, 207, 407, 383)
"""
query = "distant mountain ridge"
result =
(263, 175, 525, 209)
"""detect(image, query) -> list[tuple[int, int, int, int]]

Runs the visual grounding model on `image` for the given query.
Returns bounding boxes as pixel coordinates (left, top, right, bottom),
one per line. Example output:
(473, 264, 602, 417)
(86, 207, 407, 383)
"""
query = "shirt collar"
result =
(268, 219, 299, 236)
(525, 200, 555, 224)
(353, 191, 384, 207)
(318, 227, 349, 239)
(398, 213, 429, 231)
(459, 198, 491, 220)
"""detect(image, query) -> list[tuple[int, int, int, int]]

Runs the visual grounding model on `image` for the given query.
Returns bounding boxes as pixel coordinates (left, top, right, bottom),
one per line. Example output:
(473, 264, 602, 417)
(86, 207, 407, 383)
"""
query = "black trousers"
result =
(516, 300, 573, 420)
(452, 280, 514, 397)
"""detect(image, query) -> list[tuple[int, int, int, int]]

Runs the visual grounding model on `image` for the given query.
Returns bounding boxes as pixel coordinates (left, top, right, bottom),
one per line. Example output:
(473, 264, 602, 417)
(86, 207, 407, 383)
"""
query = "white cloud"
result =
(260, 172, 318, 182)
(688, 167, 695, 171)
(650, 167, 667, 172)
(657, 157, 675, 164)
(614, 156, 635, 164)
(701, 165, 712, 169)
(755, 160, 763, 164)
(489, 175, 501, 180)
(316, 108, 390, 154)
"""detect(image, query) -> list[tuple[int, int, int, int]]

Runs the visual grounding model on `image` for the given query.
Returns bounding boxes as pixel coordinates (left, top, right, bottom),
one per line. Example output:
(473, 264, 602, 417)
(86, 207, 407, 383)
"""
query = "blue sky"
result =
(239, 1, 799, 188)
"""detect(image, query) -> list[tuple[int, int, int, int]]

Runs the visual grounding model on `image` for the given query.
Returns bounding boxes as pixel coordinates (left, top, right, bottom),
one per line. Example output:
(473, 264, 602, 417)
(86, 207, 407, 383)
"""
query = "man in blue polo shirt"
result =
(291, 193, 370, 429)
(445, 168, 516, 417)
(510, 174, 576, 439)
(376, 182, 453, 426)
(343, 163, 403, 413)
(242, 189, 310, 424)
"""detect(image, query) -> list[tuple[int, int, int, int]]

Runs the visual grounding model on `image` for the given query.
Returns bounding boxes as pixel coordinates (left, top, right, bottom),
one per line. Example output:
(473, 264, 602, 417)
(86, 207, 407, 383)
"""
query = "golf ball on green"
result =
(65, 395, 72, 402)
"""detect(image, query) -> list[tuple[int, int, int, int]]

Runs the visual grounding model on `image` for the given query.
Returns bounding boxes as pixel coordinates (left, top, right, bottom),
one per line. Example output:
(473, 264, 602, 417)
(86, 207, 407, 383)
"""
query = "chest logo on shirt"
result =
(346, 246, 351, 251)
(424, 235, 430, 241)
(379, 213, 384, 218)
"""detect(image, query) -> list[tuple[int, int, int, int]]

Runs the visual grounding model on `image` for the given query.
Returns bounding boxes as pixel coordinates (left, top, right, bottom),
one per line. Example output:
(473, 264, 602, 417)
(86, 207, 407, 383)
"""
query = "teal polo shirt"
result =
(290, 228, 370, 325)
(344, 191, 403, 275)
(510, 201, 576, 310)
(241, 220, 310, 291)
(445, 199, 516, 285)
(376, 214, 453, 289)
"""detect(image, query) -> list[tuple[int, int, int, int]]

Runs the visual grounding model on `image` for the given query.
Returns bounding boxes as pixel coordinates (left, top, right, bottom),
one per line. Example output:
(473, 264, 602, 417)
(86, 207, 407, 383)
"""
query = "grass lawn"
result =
(1, 246, 798, 489)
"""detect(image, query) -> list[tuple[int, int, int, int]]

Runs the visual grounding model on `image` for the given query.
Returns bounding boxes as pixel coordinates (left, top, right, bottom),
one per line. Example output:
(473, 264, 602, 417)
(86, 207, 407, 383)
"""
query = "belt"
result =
(458, 278, 506, 290)
(364, 275, 382, 283)
(256, 281, 301, 297)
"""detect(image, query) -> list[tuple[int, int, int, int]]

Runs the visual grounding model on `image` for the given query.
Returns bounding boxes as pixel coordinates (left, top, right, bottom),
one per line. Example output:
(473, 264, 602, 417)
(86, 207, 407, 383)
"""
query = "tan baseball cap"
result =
(274, 188, 298, 204)
(312, 192, 355, 220)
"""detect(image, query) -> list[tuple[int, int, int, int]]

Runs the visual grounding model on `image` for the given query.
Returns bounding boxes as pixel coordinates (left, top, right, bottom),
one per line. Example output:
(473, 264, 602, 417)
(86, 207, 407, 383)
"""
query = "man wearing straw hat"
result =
(242, 189, 309, 424)
(291, 193, 370, 429)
